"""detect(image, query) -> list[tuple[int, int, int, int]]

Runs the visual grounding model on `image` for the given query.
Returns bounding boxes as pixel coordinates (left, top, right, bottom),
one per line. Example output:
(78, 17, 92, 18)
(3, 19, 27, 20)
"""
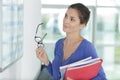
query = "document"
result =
(60, 57, 102, 80)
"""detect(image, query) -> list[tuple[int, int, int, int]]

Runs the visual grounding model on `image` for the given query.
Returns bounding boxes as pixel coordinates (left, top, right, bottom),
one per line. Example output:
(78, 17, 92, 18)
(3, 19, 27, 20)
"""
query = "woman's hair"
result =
(68, 3, 90, 25)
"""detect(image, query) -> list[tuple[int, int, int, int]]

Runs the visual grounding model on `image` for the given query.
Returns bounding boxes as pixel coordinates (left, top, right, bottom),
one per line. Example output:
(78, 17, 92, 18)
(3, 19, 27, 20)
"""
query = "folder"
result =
(60, 57, 102, 80)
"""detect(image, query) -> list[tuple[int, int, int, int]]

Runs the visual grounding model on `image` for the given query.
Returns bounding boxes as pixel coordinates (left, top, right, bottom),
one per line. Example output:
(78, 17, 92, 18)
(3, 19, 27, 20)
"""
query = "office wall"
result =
(0, 0, 41, 79)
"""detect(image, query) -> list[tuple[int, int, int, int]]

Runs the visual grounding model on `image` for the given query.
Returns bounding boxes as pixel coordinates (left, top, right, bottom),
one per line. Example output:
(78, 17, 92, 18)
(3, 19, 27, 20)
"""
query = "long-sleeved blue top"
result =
(46, 38, 107, 80)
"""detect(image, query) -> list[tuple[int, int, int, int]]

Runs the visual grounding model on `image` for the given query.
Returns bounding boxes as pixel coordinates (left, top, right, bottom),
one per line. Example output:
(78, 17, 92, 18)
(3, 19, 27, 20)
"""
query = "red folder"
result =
(64, 59, 102, 80)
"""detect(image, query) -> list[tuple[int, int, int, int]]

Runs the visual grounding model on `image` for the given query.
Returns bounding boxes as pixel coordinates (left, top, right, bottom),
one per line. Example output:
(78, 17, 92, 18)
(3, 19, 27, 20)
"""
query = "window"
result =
(41, 0, 120, 79)
(95, 7, 120, 79)
(0, 0, 23, 72)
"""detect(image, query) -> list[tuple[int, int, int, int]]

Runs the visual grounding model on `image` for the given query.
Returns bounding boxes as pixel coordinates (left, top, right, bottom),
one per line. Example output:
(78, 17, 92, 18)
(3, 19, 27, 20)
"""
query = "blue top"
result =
(46, 38, 107, 80)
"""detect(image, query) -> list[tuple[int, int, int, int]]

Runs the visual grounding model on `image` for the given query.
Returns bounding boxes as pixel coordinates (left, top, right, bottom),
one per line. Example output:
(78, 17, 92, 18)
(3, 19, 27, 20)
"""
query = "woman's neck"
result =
(65, 34, 84, 45)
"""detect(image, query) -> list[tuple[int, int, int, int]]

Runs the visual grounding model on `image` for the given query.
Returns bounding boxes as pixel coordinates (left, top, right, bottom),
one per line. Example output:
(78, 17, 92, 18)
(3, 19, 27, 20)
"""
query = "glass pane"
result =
(96, 8, 120, 80)
(0, 0, 23, 71)
(44, 43, 55, 61)
(95, 8, 120, 45)
(41, 8, 66, 42)
(96, 46, 120, 80)
(42, 0, 96, 6)
(97, 0, 119, 6)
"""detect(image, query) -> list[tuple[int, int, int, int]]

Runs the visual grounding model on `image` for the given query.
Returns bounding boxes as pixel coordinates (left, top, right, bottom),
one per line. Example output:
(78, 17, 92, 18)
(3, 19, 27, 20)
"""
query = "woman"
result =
(36, 3, 107, 80)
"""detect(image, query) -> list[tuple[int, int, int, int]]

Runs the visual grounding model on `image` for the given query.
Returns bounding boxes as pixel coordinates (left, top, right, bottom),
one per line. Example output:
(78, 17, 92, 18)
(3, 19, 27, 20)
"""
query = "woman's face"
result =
(63, 8, 84, 34)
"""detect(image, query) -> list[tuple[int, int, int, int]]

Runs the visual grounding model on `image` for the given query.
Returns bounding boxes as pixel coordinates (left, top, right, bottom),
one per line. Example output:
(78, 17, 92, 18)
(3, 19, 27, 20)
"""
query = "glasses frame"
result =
(34, 23, 47, 47)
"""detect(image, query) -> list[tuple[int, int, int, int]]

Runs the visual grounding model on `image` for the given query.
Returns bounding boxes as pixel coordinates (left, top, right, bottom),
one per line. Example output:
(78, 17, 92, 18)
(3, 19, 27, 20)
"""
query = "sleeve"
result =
(45, 39, 62, 78)
(85, 42, 107, 80)
(45, 40, 58, 76)
(92, 67, 107, 80)
(45, 61, 53, 76)
(84, 42, 98, 58)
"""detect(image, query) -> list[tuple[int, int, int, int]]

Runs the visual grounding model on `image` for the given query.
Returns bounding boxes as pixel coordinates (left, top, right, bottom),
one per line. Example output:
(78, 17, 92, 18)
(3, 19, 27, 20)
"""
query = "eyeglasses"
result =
(34, 23, 47, 47)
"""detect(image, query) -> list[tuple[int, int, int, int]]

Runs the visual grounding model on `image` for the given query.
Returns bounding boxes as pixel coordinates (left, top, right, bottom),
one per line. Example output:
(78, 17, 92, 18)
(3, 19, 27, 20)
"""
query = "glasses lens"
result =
(35, 37, 41, 42)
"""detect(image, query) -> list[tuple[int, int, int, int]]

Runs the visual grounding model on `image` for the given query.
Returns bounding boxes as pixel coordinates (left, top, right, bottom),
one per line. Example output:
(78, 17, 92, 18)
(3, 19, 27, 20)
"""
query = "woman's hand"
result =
(66, 77, 73, 80)
(36, 47, 49, 66)
(59, 77, 73, 80)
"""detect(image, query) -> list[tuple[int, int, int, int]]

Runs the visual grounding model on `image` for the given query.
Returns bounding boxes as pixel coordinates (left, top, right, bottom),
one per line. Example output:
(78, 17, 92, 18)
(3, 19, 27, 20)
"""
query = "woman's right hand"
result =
(36, 47, 49, 66)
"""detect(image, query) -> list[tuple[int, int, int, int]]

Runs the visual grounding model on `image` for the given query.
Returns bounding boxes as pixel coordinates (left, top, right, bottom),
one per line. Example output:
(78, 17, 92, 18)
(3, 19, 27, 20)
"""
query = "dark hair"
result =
(68, 3, 90, 25)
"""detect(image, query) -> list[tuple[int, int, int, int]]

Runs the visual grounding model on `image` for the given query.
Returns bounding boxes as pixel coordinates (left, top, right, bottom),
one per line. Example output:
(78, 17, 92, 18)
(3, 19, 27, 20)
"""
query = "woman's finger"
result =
(67, 77, 73, 80)
(36, 47, 43, 54)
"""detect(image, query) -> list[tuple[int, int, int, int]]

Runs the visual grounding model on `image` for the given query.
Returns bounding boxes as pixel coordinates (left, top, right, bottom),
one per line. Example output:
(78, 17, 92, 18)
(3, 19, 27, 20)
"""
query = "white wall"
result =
(0, 0, 41, 79)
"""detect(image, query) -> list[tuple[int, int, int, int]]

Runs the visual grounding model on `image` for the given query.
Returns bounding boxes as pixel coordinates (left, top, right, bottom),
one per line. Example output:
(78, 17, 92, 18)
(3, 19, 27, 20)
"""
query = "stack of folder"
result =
(60, 57, 102, 80)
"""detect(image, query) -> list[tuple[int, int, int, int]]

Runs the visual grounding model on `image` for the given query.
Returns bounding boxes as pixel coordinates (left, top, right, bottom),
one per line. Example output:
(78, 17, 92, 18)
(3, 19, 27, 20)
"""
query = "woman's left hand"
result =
(66, 77, 73, 80)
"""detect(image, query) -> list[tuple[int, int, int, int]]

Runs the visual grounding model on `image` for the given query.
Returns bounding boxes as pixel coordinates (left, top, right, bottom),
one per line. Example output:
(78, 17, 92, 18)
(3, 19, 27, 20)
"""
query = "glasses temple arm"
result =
(35, 23, 44, 35)
(41, 33, 47, 42)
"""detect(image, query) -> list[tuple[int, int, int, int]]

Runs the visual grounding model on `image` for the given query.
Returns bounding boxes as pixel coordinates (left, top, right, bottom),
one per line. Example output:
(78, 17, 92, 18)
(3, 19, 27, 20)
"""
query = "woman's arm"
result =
(85, 42, 107, 80)
(92, 67, 107, 80)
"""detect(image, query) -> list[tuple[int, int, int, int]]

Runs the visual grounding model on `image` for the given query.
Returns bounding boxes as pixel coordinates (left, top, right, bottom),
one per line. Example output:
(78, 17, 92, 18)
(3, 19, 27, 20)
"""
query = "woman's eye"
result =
(71, 18, 75, 21)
